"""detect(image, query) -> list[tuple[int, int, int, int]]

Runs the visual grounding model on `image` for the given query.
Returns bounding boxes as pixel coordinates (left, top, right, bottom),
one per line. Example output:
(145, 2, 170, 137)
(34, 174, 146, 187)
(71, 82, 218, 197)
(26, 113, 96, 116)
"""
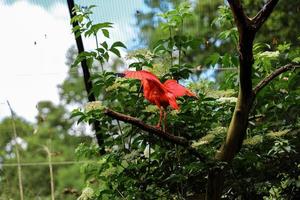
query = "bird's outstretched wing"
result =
(163, 80, 196, 97)
(124, 70, 160, 82)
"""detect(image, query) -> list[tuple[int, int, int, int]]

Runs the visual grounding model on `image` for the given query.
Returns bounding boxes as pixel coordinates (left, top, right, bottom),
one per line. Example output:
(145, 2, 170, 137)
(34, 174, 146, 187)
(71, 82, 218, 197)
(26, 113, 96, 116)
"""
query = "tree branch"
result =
(67, 0, 105, 154)
(104, 108, 207, 161)
(104, 109, 188, 145)
(228, 0, 255, 98)
(208, 1, 281, 198)
(252, 0, 279, 31)
(253, 63, 299, 95)
(227, 0, 251, 31)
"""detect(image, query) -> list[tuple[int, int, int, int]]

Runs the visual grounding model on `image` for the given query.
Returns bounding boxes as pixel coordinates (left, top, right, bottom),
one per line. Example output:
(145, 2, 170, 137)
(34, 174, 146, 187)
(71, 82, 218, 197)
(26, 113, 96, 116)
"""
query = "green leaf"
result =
(205, 52, 220, 66)
(103, 52, 109, 61)
(253, 43, 271, 53)
(86, 21, 92, 29)
(96, 48, 105, 54)
(292, 57, 300, 63)
(77, 115, 86, 124)
(222, 54, 230, 67)
(71, 56, 84, 68)
(153, 44, 166, 54)
(87, 57, 94, 68)
(70, 109, 84, 118)
(72, 25, 81, 33)
(109, 48, 121, 57)
(277, 42, 291, 52)
(84, 29, 93, 37)
(218, 28, 237, 41)
(276, 103, 283, 109)
(231, 55, 239, 67)
(88, 5, 97, 9)
(75, 31, 82, 39)
(70, 15, 84, 24)
(101, 41, 108, 50)
(102, 29, 110, 38)
(129, 62, 143, 70)
(91, 22, 113, 34)
(111, 41, 126, 49)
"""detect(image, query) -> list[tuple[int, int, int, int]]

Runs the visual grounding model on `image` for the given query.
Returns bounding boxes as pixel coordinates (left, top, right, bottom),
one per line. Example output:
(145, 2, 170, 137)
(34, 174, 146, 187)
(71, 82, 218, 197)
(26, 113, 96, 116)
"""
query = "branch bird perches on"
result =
(104, 108, 207, 161)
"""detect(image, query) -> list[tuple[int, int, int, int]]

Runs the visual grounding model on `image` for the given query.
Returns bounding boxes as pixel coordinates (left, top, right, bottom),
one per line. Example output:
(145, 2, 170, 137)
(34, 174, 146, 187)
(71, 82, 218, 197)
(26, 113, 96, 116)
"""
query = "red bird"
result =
(124, 70, 196, 129)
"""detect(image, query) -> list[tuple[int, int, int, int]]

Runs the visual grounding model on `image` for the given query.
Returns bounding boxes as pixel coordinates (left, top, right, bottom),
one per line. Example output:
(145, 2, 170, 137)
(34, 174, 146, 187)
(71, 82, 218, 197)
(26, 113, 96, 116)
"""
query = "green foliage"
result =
(70, 5, 126, 69)
(158, 1, 192, 30)
(128, 2, 202, 81)
(212, 5, 233, 27)
(267, 138, 296, 156)
(128, 49, 155, 70)
(212, 5, 238, 44)
(0, 101, 91, 199)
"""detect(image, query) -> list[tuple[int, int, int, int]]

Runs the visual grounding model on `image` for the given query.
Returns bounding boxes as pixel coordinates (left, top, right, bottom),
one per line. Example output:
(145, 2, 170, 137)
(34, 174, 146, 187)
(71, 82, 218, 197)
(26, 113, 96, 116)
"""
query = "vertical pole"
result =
(7, 101, 24, 200)
(66, 0, 105, 154)
(44, 145, 55, 200)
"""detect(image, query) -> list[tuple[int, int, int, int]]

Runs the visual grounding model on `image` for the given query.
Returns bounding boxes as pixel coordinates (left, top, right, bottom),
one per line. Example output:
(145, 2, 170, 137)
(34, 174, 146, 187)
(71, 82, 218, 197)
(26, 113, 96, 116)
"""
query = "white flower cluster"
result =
(84, 101, 103, 112)
(216, 97, 237, 103)
(77, 187, 94, 200)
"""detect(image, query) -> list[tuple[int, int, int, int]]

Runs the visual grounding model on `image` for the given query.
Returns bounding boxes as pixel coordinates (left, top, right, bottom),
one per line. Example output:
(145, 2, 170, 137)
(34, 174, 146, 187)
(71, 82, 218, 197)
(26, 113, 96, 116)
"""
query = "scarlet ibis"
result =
(123, 70, 196, 130)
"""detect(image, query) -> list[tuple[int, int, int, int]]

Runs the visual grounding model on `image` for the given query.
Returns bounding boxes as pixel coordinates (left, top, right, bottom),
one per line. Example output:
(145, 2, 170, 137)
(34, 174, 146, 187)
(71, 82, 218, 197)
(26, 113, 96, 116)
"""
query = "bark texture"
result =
(67, 0, 105, 154)
(206, 0, 279, 199)
(104, 108, 207, 161)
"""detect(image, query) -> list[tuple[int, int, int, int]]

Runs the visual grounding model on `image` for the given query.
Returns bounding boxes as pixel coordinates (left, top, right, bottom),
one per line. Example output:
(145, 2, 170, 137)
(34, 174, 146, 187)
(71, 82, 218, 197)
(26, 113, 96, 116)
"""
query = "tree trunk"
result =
(205, 0, 279, 198)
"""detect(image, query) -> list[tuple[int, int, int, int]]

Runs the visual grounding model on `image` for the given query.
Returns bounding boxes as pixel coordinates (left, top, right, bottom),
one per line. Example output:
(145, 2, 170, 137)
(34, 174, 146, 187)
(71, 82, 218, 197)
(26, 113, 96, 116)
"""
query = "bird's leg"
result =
(156, 107, 163, 129)
(163, 111, 167, 132)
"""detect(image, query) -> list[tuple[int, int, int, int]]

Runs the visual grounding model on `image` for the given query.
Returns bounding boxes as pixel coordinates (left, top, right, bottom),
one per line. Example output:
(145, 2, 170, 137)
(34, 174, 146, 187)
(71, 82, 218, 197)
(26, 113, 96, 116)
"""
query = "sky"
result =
(0, 0, 145, 122)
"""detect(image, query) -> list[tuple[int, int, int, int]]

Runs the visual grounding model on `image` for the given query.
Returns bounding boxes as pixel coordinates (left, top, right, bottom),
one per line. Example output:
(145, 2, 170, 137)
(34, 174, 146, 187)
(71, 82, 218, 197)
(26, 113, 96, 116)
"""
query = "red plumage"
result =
(163, 79, 197, 98)
(124, 70, 196, 129)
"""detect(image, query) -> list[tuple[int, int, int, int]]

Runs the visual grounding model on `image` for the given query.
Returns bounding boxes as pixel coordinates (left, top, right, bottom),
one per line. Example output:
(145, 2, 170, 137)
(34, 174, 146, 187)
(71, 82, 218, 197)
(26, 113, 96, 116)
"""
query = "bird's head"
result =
(115, 73, 125, 78)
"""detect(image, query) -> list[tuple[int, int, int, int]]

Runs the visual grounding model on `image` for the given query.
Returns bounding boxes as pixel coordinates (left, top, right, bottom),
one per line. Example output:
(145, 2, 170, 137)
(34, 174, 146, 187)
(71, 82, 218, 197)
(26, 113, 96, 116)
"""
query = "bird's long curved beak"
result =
(189, 94, 199, 100)
(115, 73, 125, 77)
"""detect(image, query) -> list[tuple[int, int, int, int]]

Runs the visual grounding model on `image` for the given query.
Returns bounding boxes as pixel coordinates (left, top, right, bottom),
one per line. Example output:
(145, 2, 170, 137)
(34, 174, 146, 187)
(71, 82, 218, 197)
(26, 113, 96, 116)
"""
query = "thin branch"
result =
(105, 109, 187, 145)
(104, 108, 207, 161)
(252, 0, 279, 31)
(192, 67, 237, 73)
(116, 188, 126, 199)
(253, 64, 299, 95)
